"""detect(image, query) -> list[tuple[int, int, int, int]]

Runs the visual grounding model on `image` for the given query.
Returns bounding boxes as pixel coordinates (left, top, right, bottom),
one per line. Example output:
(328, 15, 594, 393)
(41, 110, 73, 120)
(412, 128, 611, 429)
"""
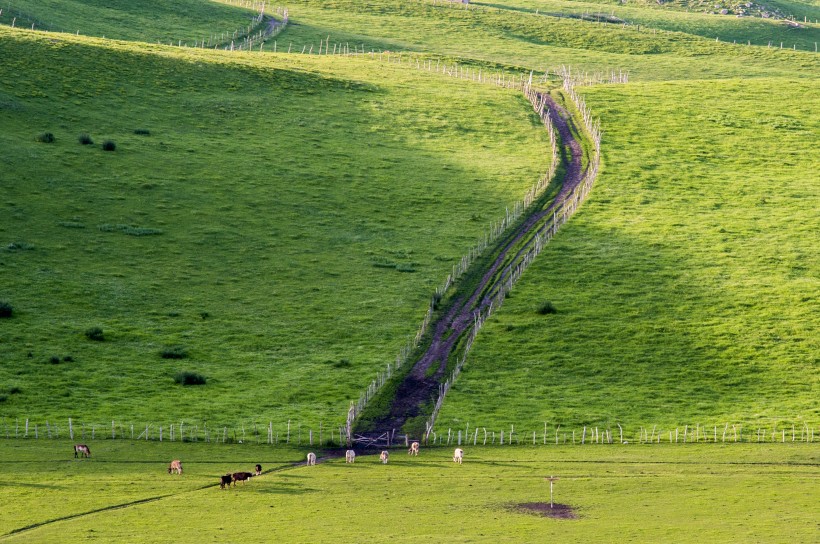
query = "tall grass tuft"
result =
(161, 346, 188, 359)
(84, 327, 104, 341)
(101, 140, 116, 151)
(173, 371, 206, 386)
(0, 301, 12, 318)
(36, 132, 55, 143)
(78, 134, 94, 145)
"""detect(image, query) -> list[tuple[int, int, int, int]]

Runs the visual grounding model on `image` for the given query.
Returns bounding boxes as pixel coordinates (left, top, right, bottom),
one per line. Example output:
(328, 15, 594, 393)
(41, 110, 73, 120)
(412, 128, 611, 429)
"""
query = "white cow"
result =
(306, 452, 317, 466)
(379, 450, 389, 464)
(167, 459, 183, 474)
(408, 442, 420, 456)
(453, 448, 464, 464)
(345, 449, 356, 463)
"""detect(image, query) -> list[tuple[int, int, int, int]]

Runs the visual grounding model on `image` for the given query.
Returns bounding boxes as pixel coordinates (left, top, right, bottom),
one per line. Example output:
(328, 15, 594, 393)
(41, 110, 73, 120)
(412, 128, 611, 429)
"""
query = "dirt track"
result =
(361, 93, 586, 435)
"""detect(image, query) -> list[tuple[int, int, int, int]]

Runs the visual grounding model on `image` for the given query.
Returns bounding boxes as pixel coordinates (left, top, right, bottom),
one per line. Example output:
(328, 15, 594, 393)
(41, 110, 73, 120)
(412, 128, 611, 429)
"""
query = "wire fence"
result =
(424, 422, 818, 446)
(2, 418, 814, 447)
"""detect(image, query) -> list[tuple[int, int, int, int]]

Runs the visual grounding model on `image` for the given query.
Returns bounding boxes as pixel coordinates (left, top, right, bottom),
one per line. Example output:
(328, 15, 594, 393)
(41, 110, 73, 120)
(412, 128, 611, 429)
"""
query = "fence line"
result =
(3, 417, 815, 447)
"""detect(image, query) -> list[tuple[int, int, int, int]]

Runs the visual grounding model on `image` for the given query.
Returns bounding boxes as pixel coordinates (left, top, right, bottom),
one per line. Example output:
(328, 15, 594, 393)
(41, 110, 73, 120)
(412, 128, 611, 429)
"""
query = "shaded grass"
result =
(0, 28, 549, 426)
(435, 77, 819, 430)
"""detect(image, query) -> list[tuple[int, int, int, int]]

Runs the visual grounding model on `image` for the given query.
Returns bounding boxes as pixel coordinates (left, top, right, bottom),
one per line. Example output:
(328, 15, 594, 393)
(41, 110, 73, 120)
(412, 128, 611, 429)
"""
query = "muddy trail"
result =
(359, 93, 586, 437)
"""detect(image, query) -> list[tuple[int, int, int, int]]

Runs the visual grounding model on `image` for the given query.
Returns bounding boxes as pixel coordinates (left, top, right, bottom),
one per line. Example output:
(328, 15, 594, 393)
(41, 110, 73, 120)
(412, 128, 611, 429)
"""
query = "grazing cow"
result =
(168, 460, 183, 475)
(408, 441, 420, 456)
(380, 450, 389, 464)
(232, 472, 253, 486)
(74, 444, 91, 458)
(345, 450, 356, 463)
(220, 474, 233, 489)
(306, 452, 317, 466)
(255, 464, 262, 476)
(453, 448, 464, 464)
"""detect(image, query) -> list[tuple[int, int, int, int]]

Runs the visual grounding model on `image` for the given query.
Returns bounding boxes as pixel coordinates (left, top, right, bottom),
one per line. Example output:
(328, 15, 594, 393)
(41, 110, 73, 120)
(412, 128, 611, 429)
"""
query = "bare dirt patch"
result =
(513, 502, 578, 519)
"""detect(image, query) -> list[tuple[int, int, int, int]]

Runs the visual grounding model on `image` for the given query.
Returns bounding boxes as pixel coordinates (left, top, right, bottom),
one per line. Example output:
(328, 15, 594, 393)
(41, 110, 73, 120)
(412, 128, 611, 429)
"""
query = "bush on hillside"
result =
(85, 327, 105, 341)
(161, 346, 188, 359)
(174, 371, 206, 386)
(36, 132, 55, 143)
(133, 128, 151, 135)
(0, 301, 12, 318)
(536, 301, 558, 315)
(48, 355, 61, 365)
(78, 134, 94, 145)
(101, 140, 116, 151)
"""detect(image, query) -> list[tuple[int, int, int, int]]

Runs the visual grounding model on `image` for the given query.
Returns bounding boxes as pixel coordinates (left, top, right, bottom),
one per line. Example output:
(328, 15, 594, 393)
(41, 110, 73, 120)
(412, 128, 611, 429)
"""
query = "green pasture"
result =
(276, 0, 819, 81)
(0, 439, 304, 537)
(484, 0, 820, 50)
(0, 0, 261, 43)
(0, 440, 817, 542)
(435, 76, 819, 431)
(4, 0, 818, 80)
(0, 28, 549, 426)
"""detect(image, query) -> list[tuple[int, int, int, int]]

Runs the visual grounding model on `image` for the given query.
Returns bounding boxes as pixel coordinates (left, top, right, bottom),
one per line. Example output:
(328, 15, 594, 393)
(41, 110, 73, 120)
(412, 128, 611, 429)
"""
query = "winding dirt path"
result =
(362, 93, 586, 435)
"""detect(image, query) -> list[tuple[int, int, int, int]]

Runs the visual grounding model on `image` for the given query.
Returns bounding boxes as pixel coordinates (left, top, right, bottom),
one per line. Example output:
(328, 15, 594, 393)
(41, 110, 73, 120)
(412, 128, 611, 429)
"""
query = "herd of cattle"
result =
(72, 441, 466, 488)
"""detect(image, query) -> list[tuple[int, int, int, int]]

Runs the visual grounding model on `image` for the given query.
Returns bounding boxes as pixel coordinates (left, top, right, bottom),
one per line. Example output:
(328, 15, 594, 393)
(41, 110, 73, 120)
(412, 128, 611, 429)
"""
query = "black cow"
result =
(220, 474, 233, 489)
(255, 464, 262, 476)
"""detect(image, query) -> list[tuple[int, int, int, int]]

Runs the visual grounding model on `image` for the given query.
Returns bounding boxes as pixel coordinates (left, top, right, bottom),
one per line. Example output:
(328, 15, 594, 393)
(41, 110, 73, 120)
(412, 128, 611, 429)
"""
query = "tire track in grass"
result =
(362, 93, 587, 435)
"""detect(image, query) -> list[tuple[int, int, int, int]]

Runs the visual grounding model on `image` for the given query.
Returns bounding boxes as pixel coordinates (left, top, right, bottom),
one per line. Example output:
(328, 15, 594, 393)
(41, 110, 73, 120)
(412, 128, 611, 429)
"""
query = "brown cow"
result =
(168, 460, 183, 474)
(74, 444, 91, 458)
(408, 441, 420, 456)
(255, 464, 262, 476)
(232, 472, 253, 486)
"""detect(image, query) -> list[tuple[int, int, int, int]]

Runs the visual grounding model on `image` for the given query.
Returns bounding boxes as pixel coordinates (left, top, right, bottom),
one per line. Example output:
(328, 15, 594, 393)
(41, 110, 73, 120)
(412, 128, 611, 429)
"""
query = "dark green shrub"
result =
(332, 359, 352, 369)
(0, 301, 12, 318)
(199, 311, 210, 319)
(62, 355, 74, 362)
(536, 301, 558, 315)
(102, 140, 116, 151)
(48, 355, 61, 364)
(161, 346, 188, 359)
(174, 371, 206, 386)
(36, 132, 55, 143)
(6, 241, 34, 251)
(78, 134, 94, 145)
(8, 386, 22, 395)
(85, 327, 104, 341)
(134, 128, 151, 135)
(0, 395, 7, 403)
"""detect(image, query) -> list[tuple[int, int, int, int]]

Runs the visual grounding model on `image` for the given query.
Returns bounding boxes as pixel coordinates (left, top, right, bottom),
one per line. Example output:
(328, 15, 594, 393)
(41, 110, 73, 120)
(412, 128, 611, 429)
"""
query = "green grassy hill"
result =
(1, 0, 817, 436)
(435, 76, 819, 432)
(0, 28, 548, 427)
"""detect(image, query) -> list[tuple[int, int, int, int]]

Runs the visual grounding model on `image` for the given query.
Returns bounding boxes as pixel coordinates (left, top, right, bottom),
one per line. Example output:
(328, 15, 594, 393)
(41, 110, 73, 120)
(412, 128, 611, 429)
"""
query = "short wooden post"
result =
(545, 476, 560, 508)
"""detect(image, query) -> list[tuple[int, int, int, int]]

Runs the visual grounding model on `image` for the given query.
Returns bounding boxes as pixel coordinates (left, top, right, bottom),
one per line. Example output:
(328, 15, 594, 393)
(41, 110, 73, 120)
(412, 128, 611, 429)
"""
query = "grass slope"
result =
(0, 440, 817, 542)
(486, 0, 820, 50)
(0, 28, 549, 426)
(0, 0, 259, 43)
(275, 0, 819, 81)
(435, 77, 819, 431)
